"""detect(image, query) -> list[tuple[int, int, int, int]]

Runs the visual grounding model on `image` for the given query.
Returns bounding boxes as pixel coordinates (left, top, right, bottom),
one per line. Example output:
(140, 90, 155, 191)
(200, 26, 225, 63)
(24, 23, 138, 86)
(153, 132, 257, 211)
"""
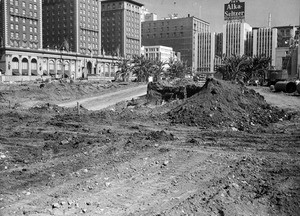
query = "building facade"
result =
(42, 0, 101, 56)
(0, 0, 119, 81)
(0, 0, 43, 50)
(101, 0, 143, 58)
(197, 32, 215, 72)
(223, 21, 252, 56)
(252, 27, 277, 66)
(141, 45, 178, 62)
(141, 15, 211, 71)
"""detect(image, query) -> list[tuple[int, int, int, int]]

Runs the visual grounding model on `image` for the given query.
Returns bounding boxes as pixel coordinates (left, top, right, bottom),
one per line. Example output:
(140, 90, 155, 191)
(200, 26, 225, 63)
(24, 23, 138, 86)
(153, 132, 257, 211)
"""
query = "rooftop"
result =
(101, 0, 144, 7)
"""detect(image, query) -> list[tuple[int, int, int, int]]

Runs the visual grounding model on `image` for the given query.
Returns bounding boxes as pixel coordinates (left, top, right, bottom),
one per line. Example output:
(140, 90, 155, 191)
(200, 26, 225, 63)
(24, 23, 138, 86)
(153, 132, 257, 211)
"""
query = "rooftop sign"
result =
(224, 0, 245, 21)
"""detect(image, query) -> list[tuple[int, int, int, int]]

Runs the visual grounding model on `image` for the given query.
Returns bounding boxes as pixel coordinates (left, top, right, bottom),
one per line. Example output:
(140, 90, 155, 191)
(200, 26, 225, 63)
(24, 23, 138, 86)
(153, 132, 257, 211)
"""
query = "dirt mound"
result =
(169, 79, 287, 129)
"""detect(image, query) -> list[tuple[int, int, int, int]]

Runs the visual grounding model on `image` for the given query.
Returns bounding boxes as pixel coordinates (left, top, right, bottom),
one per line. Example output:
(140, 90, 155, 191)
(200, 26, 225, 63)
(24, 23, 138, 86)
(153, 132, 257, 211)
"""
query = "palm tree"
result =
(132, 55, 153, 82)
(166, 59, 189, 80)
(151, 60, 167, 82)
(216, 54, 250, 81)
(115, 58, 132, 82)
(244, 54, 271, 83)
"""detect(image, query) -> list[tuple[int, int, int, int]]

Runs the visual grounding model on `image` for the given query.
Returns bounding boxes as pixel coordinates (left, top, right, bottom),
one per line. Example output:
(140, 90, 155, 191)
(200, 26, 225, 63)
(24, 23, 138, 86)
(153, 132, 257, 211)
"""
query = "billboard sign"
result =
(224, 0, 245, 21)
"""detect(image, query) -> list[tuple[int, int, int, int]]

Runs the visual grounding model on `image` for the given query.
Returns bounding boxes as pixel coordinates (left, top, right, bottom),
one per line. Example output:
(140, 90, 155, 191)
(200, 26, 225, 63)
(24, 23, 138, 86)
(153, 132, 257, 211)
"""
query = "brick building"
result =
(42, 0, 101, 56)
(101, 0, 143, 58)
(0, 0, 42, 50)
(141, 15, 211, 71)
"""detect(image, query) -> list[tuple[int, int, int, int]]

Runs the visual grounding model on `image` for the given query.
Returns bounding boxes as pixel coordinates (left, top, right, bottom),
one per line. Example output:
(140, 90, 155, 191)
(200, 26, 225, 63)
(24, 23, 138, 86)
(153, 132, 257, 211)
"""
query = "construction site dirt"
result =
(0, 79, 299, 216)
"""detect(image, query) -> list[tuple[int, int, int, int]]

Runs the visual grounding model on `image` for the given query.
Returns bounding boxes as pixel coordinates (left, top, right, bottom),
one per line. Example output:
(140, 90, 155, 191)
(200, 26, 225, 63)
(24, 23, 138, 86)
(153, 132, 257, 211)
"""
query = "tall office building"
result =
(101, 0, 143, 58)
(142, 15, 211, 71)
(0, 0, 43, 50)
(223, 21, 252, 56)
(42, 0, 101, 55)
(197, 32, 215, 72)
(215, 33, 223, 58)
(252, 27, 277, 66)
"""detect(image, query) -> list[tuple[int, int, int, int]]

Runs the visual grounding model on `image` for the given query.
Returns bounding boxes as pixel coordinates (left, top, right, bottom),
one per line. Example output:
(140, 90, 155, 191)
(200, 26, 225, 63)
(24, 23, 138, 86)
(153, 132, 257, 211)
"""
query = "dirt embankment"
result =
(0, 79, 299, 216)
(0, 80, 142, 109)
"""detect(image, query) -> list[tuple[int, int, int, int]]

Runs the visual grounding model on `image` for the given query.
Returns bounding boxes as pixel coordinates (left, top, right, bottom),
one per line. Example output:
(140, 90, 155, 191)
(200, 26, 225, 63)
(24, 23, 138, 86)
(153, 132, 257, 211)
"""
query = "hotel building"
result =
(42, 0, 101, 56)
(0, 0, 119, 81)
(101, 0, 143, 58)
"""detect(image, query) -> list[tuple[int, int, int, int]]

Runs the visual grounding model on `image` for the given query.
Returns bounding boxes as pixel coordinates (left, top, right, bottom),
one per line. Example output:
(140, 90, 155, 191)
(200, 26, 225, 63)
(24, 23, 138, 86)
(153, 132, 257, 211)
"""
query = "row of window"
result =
(10, 32, 38, 41)
(10, 15, 38, 25)
(11, 24, 38, 33)
(80, 30, 98, 36)
(10, 0, 37, 7)
(142, 32, 184, 38)
(79, 2, 98, 12)
(10, 7, 38, 18)
(80, 16, 98, 24)
(142, 26, 184, 32)
(79, 9, 96, 17)
(79, 36, 98, 43)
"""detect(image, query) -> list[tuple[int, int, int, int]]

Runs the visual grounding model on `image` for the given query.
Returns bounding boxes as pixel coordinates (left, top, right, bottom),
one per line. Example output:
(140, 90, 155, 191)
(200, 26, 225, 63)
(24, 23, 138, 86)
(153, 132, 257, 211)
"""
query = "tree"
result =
(165, 59, 190, 80)
(151, 60, 167, 82)
(244, 54, 271, 83)
(132, 55, 153, 82)
(216, 54, 250, 81)
(115, 58, 132, 82)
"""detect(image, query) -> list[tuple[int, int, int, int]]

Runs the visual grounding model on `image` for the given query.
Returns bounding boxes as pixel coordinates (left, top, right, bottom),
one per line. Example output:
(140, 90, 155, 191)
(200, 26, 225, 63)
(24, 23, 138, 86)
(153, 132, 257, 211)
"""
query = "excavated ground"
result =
(0, 79, 299, 216)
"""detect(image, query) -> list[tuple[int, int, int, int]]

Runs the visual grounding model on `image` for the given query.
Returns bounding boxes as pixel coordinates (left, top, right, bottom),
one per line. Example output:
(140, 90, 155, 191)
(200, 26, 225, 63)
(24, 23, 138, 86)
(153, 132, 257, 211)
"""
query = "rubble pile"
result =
(169, 79, 287, 129)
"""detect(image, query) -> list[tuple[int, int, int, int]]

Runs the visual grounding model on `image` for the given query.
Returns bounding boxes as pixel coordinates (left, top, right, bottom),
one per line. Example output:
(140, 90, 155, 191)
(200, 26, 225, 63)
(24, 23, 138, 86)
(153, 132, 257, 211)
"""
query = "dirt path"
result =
(58, 85, 147, 110)
(249, 86, 300, 111)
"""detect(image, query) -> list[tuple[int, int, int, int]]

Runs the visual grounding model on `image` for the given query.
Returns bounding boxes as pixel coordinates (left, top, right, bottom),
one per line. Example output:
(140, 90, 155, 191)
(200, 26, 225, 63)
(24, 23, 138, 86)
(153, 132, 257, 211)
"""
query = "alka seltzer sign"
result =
(224, 0, 245, 21)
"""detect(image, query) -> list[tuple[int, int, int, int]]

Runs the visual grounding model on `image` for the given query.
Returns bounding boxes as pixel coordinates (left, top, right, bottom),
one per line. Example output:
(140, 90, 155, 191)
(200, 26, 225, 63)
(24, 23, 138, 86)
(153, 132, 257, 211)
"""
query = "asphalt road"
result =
(58, 84, 147, 110)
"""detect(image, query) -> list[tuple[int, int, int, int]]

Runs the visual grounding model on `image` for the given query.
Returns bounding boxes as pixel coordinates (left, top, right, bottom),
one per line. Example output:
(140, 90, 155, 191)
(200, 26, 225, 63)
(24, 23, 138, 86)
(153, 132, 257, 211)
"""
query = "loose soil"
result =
(0, 79, 299, 216)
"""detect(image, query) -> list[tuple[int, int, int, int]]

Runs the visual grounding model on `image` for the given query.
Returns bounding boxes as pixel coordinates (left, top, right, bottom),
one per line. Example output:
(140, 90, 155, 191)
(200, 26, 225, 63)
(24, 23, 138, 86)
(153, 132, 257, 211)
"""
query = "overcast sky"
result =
(139, 0, 300, 32)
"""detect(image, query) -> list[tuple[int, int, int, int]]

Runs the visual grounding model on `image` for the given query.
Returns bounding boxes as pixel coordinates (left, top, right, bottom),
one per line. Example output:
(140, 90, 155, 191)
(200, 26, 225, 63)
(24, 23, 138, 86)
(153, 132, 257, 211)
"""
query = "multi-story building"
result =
(101, 0, 143, 58)
(197, 32, 215, 72)
(141, 45, 178, 62)
(141, 15, 211, 71)
(0, 0, 43, 50)
(251, 27, 277, 66)
(0, 0, 43, 76)
(274, 26, 298, 71)
(42, 0, 101, 56)
(223, 21, 252, 56)
(215, 33, 223, 58)
(0, 0, 119, 81)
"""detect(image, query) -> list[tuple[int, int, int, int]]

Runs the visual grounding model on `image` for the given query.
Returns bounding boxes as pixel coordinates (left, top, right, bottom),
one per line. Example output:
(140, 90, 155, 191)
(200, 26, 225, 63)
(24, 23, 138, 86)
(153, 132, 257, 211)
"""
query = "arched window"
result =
(12, 57, 19, 75)
(31, 59, 37, 75)
(49, 60, 55, 76)
(22, 58, 29, 75)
